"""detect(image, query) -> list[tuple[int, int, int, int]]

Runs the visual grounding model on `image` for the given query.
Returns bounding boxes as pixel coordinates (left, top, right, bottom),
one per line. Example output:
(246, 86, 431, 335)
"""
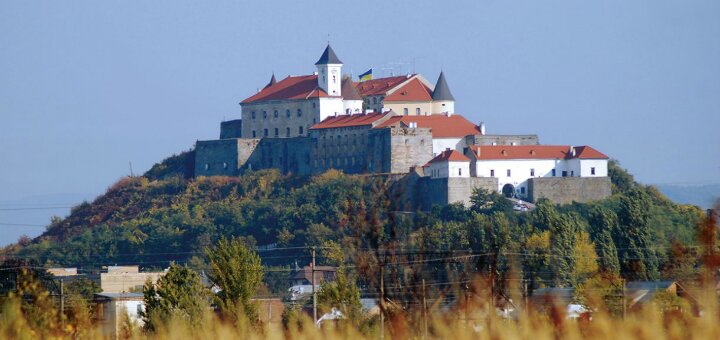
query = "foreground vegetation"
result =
(0, 153, 716, 338)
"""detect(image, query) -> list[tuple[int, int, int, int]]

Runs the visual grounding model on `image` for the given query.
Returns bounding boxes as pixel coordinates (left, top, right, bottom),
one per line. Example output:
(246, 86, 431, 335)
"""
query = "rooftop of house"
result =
(427, 149, 470, 164)
(355, 75, 413, 96)
(309, 112, 390, 130)
(376, 114, 482, 138)
(241, 75, 331, 104)
(468, 145, 609, 160)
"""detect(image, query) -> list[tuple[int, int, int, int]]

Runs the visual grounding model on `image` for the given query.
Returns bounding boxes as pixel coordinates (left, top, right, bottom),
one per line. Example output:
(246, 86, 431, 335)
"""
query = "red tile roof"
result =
(384, 77, 433, 102)
(469, 145, 608, 160)
(376, 114, 482, 138)
(241, 75, 331, 104)
(428, 149, 470, 164)
(572, 146, 609, 159)
(355, 76, 411, 96)
(310, 112, 389, 130)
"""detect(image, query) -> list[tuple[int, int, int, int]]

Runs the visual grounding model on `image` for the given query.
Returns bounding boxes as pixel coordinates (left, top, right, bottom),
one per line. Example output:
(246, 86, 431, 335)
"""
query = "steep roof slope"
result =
(376, 114, 482, 138)
(241, 75, 330, 103)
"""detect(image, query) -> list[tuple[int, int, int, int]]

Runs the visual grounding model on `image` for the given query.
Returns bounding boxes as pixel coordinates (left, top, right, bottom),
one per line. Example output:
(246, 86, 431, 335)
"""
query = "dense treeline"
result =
(2, 154, 708, 301)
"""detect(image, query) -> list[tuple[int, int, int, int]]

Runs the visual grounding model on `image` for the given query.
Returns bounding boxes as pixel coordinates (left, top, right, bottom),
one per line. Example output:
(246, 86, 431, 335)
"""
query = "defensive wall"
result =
(528, 177, 612, 204)
(220, 119, 243, 139)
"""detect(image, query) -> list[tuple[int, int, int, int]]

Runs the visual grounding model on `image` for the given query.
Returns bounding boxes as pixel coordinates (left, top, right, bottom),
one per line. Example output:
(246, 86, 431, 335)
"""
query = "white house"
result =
(466, 145, 609, 198)
(425, 149, 470, 178)
(95, 293, 145, 338)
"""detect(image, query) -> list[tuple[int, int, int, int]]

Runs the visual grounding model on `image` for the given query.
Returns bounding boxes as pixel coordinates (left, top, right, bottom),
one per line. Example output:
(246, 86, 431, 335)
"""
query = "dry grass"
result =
(1, 285, 719, 340)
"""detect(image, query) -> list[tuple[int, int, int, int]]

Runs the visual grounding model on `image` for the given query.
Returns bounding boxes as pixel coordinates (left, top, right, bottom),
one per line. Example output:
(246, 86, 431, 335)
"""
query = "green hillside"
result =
(2, 154, 708, 290)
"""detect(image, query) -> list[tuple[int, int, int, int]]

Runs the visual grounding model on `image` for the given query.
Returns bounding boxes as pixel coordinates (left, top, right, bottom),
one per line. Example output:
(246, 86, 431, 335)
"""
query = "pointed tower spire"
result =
(315, 44, 343, 65)
(264, 73, 277, 89)
(432, 71, 455, 101)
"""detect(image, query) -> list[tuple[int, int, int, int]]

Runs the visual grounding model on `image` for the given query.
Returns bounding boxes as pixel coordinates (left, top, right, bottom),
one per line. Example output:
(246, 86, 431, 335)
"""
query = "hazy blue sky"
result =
(1, 1, 719, 244)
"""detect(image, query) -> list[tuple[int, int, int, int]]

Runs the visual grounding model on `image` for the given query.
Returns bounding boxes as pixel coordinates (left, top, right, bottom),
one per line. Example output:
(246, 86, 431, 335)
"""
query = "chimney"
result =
(479, 122, 486, 135)
(570, 147, 576, 157)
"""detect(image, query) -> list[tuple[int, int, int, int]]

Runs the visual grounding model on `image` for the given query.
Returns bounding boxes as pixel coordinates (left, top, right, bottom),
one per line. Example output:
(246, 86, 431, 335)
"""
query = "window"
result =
(591, 167, 596, 175)
(252, 130, 256, 138)
(403, 108, 408, 115)
(297, 109, 302, 117)
(223, 162, 227, 169)
(273, 110, 278, 118)
(332, 75, 336, 83)
(530, 168, 535, 176)
(286, 109, 291, 118)
(373, 97, 377, 104)
(251, 111, 256, 119)
(263, 129, 268, 137)
(312, 102, 316, 108)
(490, 169, 495, 177)
(204, 164, 209, 171)
(562, 171, 568, 177)
(299, 126, 304, 135)
(286, 127, 290, 137)
(552, 169, 556, 177)
(274, 128, 279, 137)
(458, 168, 462, 176)
(416, 108, 421, 115)
(571, 170, 574, 177)
(262, 111, 267, 119)
(507, 169, 511, 177)
(521, 187, 526, 194)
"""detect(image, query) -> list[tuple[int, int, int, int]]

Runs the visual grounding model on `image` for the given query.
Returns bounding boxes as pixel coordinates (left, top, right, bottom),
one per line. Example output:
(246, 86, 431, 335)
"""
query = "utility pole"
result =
(622, 278, 626, 319)
(422, 279, 428, 339)
(60, 279, 65, 329)
(380, 262, 385, 340)
(311, 247, 317, 323)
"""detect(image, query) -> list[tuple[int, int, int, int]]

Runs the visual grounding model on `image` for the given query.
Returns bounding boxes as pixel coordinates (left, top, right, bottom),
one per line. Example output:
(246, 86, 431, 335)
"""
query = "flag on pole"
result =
(359, 68, 373, 82)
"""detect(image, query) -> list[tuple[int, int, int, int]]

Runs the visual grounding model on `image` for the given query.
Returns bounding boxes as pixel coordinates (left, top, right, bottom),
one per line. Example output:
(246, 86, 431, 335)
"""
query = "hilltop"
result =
(2, 150, 707, 289)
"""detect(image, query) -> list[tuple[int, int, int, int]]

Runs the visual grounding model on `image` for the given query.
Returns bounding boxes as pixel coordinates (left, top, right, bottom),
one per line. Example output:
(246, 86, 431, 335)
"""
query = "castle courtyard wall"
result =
(528, 177, 611, 204)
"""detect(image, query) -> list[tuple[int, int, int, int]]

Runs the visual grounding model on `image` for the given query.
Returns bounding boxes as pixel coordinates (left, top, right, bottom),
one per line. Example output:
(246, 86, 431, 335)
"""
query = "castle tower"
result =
(432, 71, 455, 115)
(315, 44, 343, 96)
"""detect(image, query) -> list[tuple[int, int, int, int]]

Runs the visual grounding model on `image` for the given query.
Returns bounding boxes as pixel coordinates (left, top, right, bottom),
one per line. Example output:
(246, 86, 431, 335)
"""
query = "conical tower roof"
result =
(315, 44, 343, 65)
(432, 71, 455, 101)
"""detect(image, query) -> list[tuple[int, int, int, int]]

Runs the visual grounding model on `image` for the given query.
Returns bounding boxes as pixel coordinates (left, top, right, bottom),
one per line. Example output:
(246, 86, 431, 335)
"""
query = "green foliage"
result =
(316, 268, 363, 323)
(608, 159, 635, 194)
(470, 187, 513, 214)
(615, 188, 660, 281)
(587, 206, 621, 276)
(205, 237, 264, 326)
(144, 149, 195, 181)
(143, 264, 209, 331)
(65, 277, 102, 302)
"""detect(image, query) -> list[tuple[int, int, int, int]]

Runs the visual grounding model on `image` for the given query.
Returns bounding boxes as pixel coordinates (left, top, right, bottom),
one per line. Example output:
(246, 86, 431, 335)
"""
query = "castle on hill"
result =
(195, 45, 611, 207)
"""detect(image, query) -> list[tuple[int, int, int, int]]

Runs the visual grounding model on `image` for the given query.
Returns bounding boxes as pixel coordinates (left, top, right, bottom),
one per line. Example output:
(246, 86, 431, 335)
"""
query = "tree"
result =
(142, 264, 209, 331)
(205, 237, 264, 326)
(316, 268, 363, 324)
(616, 188, 659, 281)
(587, 206, 621, 276)
(572, 231, 599, 284)
(608, 159, 635, 194)
(549, 214, 577, 287)
(470, 188, 513, 214)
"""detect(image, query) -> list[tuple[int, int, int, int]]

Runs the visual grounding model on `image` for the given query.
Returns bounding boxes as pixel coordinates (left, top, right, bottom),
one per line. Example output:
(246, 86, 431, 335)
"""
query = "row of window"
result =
(250, 107, 310, 120)
(314, 156, 361, 168)
(252, 126, 304, 138)
(402, 108, 422, 115)
(488, 167, 596, 177)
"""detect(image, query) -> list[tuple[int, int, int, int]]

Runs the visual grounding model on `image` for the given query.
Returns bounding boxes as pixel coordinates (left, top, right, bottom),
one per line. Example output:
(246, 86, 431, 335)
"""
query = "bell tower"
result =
(315, 44, 343, 96)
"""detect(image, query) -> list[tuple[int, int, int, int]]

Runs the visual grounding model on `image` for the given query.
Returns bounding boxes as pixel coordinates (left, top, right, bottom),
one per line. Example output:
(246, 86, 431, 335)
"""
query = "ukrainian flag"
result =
(359, 68, 373, 82)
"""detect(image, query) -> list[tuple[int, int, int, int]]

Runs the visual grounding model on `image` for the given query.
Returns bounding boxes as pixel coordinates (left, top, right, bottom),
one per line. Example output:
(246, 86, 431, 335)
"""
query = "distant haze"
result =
(1, 1, 719, 245)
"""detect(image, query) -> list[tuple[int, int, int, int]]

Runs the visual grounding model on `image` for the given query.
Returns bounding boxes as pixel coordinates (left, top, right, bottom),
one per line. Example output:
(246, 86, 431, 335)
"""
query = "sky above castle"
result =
(1, 1, 719, 244)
